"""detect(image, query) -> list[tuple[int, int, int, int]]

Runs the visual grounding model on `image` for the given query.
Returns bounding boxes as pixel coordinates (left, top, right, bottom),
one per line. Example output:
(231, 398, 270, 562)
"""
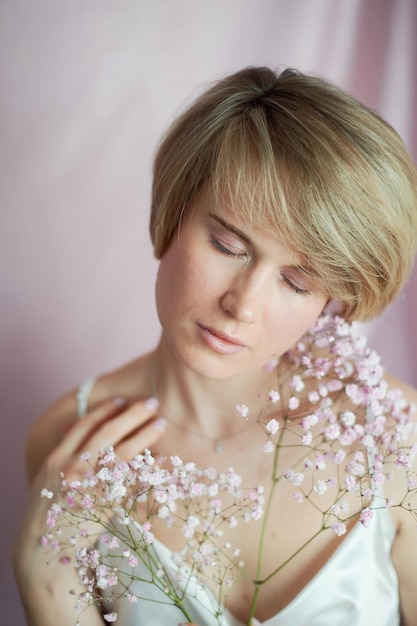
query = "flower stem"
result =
(247, 417, 286, 623)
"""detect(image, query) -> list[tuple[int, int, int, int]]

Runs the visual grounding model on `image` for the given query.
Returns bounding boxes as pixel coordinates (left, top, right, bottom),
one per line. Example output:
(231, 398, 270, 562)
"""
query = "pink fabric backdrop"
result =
(1, 0, 416, 621)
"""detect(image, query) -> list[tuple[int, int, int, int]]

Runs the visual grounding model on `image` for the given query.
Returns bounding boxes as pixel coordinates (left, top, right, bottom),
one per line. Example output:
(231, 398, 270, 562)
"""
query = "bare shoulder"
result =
(383, 371, 417, 450)
(25, 353, 152, 484)
(25, 389, 78, 484)
(384, 371, 417, 406)
(379, 370, 417, 522)
(383, 374, 417, 624)
(383, 371, 417, 465)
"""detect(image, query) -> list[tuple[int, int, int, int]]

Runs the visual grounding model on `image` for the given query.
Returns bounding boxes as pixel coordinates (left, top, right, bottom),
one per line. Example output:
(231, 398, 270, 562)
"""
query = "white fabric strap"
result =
(76, 377, 96, 418)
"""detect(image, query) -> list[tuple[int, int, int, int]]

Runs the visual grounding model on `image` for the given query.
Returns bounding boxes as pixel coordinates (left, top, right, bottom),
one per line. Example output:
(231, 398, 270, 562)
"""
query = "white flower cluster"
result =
(41, 314, 417, 623)
(41, 449, 264, 622)
(258, 314, 417, 538)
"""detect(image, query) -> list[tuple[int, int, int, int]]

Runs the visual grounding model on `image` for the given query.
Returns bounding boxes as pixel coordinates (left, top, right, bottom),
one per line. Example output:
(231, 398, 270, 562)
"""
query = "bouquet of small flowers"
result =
(40, 315, 417, 625)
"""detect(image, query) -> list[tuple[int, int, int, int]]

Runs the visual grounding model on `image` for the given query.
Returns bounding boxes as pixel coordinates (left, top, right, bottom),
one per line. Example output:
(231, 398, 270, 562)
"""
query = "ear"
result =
(322, 299, 344, 317)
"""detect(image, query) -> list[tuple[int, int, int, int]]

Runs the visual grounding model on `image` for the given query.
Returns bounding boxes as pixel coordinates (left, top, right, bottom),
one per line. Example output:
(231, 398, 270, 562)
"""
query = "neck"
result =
(150, 335, 276, 440)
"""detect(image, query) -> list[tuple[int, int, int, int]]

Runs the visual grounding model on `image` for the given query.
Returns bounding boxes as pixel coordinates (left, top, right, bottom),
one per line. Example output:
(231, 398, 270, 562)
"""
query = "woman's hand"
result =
(13, 396, 166, 626)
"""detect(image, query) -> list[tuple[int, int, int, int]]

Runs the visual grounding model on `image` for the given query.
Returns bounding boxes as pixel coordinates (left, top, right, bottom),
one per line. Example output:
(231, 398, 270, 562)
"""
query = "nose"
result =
(220, 268, 266, 323)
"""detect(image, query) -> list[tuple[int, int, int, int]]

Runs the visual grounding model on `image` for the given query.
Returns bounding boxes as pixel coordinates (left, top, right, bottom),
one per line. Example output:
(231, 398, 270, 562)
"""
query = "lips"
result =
(198, 324, 247, 355)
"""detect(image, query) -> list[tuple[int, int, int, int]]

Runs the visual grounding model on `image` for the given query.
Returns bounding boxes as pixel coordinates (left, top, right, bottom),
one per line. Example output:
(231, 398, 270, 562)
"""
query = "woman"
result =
(13, 67, 417, 625)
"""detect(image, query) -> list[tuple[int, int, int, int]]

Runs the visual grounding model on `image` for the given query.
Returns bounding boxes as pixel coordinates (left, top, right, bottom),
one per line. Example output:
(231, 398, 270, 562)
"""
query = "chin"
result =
(180, 348, 256, 381)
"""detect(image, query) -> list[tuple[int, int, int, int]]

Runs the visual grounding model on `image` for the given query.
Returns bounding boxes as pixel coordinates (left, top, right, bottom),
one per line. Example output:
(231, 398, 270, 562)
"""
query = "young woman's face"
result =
(155, 193, 328, 380)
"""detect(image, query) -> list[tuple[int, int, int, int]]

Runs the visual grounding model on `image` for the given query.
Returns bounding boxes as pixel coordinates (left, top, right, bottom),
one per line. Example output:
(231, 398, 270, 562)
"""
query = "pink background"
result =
(1, 1, 416, 622)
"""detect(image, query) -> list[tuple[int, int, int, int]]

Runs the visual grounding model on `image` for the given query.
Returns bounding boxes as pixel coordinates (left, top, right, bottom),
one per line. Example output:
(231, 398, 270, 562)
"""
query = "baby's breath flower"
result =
(333, 450, 346, 464)
(324, 423, 341, 440)
(236, 404, 249, 418)
(289, 375, 304, 392)
(40, 488, 54, 499)
(302, 431, 313, 446)
(250, 505, 263, 520)
(308, 390, 320, 403)
(359, 507, 373, 527)
(315, 455, 326, 470)
(301, 413, 318, 430)
(283, 469, 305, 486)
(331, 521, 347, 536)
(340, 411, 356, 426)
(265, 419, 279, 435)
(314, 480, 328, 495)
(40, 315, 417, 625)
(269, 389, 280, 404)
(262, 441, 275, 453)
(127, 593, 138, 603)
(288, 397, 300, 411)
(344, 475, 358, 493)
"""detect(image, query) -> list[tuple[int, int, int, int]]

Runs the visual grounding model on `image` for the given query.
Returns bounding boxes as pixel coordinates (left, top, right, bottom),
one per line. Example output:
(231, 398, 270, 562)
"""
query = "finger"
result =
(56, 396, 158, 457)
(57, 397, 129, 455)
(116, 416, 167, 460)
(44, 398, 162, 485)
(75, 398, 161, 455)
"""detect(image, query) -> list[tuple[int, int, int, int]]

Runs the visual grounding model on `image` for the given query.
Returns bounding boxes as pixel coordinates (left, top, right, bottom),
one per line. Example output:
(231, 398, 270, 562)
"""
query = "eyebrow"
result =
(208, 213, 252, 245)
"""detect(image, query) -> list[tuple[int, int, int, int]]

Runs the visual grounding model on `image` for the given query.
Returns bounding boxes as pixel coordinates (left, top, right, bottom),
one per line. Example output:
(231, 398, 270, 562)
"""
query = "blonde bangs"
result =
(209, 108, 415, 320)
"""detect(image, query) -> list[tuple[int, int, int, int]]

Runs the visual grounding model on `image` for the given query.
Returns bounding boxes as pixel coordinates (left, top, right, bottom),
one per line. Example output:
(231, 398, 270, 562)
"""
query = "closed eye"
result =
(281, 273, 311, 295)
(210, 238, 246, 260)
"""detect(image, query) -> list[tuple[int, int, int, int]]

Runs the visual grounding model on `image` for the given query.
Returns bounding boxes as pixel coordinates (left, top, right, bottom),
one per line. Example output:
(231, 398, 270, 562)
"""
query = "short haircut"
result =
(150, 67, 417, 320)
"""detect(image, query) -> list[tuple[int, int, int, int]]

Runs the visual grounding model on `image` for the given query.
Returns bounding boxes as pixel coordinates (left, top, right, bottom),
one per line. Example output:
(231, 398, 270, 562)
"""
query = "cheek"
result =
(265, 300, 326, 350)
(296, 300, 327, 333)
(155, 247, 205, 318)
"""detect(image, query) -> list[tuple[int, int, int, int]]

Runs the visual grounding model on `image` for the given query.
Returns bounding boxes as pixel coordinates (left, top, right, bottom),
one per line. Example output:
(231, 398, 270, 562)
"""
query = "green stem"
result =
(246, 524, 326, 625)
(88, 515, 196, 622)
(255, 431, 284, 580)
(247, 419, 286, 623)
(260, 526, 325, 585)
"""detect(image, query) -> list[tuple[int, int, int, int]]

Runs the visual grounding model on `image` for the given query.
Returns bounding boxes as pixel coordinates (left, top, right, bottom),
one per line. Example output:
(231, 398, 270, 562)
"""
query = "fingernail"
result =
(145, 396, 159, 410)
(153, 417, 167, 431)
(251, 619, 262, 626)
(113, 397, 126, 406)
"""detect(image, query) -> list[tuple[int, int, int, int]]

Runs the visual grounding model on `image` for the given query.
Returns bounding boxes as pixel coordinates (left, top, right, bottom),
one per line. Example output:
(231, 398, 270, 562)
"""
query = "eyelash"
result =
(281, 274, 310, 296)
(210, 238, 246, 260)
(211, 237, 310, 296)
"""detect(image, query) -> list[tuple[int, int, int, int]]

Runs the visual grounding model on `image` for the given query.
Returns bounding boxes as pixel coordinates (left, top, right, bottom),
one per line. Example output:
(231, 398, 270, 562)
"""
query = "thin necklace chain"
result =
(148, 356, 250, 453)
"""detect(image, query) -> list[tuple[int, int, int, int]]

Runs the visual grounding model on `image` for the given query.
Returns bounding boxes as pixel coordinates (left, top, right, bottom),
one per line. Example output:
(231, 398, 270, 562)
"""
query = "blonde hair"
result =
(150, 67, 417, 320)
